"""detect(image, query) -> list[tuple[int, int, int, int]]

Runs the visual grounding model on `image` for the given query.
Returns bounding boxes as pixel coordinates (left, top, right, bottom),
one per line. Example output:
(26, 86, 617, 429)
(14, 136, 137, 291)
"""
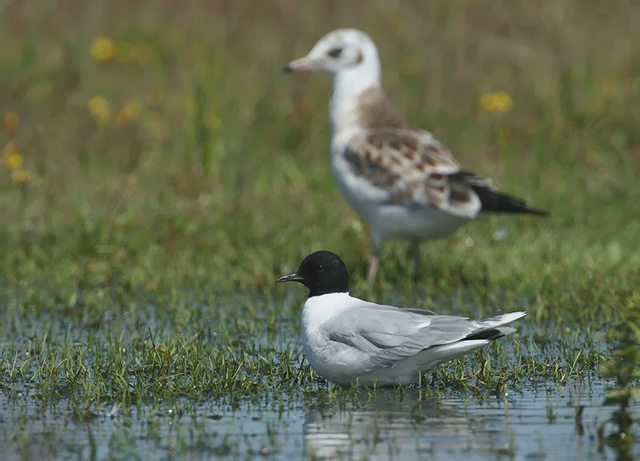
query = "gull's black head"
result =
(276, 251, 350, 297)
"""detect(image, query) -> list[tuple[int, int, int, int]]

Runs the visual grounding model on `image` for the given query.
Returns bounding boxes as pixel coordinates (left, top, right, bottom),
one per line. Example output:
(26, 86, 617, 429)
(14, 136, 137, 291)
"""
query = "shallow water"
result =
(1, 379, 636, 460)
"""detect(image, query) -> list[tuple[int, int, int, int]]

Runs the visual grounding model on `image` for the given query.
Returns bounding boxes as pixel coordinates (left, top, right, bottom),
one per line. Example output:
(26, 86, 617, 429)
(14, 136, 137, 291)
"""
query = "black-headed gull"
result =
(277, 250, 525, 387)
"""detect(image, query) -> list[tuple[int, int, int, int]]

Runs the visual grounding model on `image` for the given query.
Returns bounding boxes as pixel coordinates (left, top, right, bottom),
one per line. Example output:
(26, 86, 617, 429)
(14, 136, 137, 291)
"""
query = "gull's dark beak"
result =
(276, 273, 304, 283)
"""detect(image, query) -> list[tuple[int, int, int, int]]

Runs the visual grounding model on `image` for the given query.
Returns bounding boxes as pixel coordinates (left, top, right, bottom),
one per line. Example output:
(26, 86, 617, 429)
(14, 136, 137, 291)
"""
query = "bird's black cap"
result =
(277, 251, 350, 297)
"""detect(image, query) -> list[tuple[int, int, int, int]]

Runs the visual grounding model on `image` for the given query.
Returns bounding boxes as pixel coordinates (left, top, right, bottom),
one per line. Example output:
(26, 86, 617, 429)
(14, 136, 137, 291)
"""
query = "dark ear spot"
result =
(328, 47, 344, 58)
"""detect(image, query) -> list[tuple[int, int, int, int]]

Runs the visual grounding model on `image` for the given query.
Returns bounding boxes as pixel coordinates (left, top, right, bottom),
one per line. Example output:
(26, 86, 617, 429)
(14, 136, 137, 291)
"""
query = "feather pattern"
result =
(285, 28, 548, 280)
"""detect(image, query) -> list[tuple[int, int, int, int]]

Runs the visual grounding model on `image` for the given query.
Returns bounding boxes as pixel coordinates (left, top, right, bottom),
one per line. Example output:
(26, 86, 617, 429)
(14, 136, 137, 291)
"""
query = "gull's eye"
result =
(328, 47, 344, 58)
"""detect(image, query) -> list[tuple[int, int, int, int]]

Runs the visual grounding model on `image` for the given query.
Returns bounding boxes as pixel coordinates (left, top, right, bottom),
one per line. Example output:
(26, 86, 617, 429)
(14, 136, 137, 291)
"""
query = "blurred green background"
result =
(1, 0, 639, 303)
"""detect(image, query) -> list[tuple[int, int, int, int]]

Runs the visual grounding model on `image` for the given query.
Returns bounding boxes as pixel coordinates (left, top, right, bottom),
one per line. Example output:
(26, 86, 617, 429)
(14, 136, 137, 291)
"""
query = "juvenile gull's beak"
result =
(283, 56, 316, 73)
(276, 273, 304, 283)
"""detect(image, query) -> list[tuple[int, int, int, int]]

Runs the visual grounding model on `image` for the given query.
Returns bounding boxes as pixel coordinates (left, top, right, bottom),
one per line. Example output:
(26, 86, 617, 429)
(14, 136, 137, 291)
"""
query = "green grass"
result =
(0, 0, 639, 451)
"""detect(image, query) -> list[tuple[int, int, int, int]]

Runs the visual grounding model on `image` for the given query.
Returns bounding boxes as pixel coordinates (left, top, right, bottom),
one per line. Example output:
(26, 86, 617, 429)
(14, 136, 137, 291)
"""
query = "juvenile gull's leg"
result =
(367, 242, 380, 282)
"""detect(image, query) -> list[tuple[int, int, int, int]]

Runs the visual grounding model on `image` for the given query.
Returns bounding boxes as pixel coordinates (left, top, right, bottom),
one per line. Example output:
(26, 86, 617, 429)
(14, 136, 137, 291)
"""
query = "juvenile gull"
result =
(277, 250, 525, 387)
(285, 28, 547, 281)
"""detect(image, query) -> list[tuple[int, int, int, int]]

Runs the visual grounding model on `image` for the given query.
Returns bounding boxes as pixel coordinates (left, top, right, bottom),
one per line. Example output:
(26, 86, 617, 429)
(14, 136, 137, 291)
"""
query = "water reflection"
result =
(304, 391, 492, 459)
(303, 386, 625, 460)
(1, 381, 637, 460)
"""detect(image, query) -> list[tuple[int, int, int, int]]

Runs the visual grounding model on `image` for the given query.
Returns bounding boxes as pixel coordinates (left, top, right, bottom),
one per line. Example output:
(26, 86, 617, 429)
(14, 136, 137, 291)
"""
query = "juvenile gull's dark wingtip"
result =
(478, 189, 549, 216)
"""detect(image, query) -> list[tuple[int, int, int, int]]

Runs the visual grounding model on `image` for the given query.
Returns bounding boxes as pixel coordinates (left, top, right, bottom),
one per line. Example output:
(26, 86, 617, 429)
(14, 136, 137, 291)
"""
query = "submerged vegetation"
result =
(0, 0, 639, 458)
(598, 296, 640, 455)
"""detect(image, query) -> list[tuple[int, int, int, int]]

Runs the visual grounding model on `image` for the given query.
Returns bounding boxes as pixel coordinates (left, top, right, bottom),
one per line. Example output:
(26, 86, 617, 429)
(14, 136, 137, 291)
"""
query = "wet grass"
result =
(1, 0, 639, 458)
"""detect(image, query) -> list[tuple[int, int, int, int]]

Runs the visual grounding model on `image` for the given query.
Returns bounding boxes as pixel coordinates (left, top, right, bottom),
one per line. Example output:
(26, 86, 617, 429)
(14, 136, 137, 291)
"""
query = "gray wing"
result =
(401, 307, 437, 316)
(323, 303, 481, 371)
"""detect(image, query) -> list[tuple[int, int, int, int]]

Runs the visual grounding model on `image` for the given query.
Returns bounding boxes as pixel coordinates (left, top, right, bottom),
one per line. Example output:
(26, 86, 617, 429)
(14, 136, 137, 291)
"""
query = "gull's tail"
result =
(476, 189, 548, 216)
(451, 170, 548, 216)
(465, 311, 527, 340)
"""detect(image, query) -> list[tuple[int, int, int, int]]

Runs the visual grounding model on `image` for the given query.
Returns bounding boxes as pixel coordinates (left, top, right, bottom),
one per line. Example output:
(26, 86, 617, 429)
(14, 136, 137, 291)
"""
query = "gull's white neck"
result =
(303, 291, 354, 325)
(329, 63, 381, 134)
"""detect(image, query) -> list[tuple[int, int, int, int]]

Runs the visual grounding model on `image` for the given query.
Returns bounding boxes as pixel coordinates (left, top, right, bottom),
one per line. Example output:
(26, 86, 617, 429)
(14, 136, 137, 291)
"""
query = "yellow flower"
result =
(90, 37, 117, 62)
(3, 111, 20, 133)
(115, 98, 142, 125)
(3, 142, 23, 169)
(480, 91, 514, 113)
(480, 93, 495, 111)
(87, 95, 111, 123)
(493, 91, 514, 112)
(11, 169, 31, 185)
